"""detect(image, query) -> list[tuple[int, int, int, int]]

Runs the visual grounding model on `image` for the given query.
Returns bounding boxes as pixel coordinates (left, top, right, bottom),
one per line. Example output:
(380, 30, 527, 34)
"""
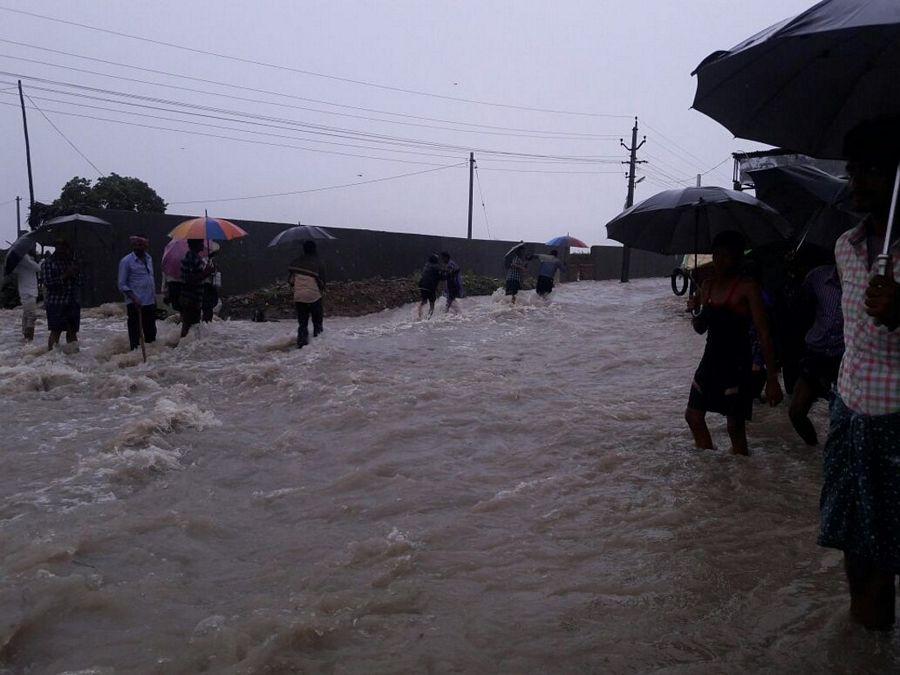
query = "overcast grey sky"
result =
(0, 0, 815, 246)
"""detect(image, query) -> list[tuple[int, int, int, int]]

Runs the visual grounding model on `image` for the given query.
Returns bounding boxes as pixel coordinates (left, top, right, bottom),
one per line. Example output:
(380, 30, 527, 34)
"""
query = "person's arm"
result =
(21, 256, 41, 273)
(746, 281, 783, 406)
(118, 257, 139, 305)
(689, 280, 708, 333)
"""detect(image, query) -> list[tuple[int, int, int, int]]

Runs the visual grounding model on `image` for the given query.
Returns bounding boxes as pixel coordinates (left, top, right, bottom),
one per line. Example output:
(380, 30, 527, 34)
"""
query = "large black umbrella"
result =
(3, 232, 37, 277)
(30, 213, 113, 246)
(749, 165, 859, 249)
(692, 0, 900, 272)
(268, 224, 336, 247)
(692, 0, 900, 160)
(605, 186, 792, 256)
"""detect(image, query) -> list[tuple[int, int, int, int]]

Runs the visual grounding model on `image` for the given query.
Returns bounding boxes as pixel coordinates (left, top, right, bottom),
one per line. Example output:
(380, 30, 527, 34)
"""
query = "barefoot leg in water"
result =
(726, 415, 749, 455)
(685, 408, 714, 449)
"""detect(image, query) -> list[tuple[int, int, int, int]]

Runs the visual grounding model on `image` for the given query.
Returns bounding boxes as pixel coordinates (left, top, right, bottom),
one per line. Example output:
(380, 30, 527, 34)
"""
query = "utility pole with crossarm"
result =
(619, 117, 646, 283)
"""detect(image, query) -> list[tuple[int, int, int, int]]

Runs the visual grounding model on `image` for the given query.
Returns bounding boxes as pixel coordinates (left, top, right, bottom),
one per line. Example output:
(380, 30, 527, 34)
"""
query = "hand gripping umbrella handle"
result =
(876, 162, 900, 276)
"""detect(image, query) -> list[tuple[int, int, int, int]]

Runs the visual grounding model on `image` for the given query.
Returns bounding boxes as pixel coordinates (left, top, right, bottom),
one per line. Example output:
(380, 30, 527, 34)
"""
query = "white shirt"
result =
(14, 254, 40, 299)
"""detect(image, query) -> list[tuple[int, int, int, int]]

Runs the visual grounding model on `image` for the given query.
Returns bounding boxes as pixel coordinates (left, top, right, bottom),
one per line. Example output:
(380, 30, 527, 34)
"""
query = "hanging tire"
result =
(671, 268, 689, 296)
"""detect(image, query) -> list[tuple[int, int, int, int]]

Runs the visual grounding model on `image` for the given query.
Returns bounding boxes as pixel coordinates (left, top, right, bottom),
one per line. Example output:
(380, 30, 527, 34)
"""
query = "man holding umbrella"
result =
(818, 120, 900, 631)
(41, 239, 81, 351)
(180, 239, 216, 338)
(8, 239, 41, 342)
(118, 235, 157, 351)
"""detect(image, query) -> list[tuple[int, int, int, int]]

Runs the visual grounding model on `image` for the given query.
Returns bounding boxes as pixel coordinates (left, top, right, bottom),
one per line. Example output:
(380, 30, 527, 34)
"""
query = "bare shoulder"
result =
(738, 277, 763, 300)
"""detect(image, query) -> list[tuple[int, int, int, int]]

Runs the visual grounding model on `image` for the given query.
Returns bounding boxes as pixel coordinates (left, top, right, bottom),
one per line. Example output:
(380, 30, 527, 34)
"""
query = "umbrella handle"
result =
(871, 162, 899, 325)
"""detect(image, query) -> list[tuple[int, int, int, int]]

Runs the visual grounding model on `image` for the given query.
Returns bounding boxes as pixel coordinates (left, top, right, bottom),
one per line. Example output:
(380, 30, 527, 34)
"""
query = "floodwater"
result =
(0, 279, 896, 674)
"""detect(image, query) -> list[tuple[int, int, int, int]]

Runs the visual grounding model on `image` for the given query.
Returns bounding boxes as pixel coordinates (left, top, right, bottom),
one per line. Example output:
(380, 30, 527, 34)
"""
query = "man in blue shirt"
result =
(118, 236, 157, 350)
(536, 250, 565, 297)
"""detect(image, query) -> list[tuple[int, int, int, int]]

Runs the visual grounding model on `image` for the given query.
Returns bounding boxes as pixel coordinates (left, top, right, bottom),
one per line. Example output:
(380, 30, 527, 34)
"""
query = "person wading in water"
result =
(685, 230, 783, 455)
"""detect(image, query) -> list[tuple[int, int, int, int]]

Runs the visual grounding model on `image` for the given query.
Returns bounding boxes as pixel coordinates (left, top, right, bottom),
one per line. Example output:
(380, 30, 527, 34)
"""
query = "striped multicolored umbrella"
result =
(546, 235, 588, 248)
(168, 212, 248, 241)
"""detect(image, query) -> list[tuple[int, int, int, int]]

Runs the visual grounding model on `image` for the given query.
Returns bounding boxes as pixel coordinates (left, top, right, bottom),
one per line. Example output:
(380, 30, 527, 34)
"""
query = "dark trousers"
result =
(127, 303, 157, 350)
(295, 300, 323, 346)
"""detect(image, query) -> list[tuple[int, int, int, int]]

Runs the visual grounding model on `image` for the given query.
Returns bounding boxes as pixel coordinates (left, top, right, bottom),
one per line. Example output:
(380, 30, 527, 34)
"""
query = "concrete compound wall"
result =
(35, 209, 676, 306)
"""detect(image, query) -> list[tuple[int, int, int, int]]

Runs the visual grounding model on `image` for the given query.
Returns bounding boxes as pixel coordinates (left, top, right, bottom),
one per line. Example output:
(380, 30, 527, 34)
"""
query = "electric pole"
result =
(467, 152, 475, 240)
(15, 196, 21, 237)
(17, 80, 35, 212)
(619, 117, 646, 283)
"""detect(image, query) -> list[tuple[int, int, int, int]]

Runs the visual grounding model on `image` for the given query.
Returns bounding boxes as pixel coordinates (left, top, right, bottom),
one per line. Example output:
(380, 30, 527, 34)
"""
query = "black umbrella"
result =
(504, 241, 533, 268)
(749, 165, 859, 249)
(692, 0, 900, 160)
(268, 224, 336, 247)
(3, 232, 37, 277)
(692, 0, 900, 273)
(30, 213, 113, 246)
(605, 186, 792, 256)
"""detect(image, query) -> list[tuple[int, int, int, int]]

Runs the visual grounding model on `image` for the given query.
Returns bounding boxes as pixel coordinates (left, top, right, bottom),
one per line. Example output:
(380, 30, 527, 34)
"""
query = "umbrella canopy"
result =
(169, 215, 248, 241)
(30, 213, 113, 246)
(605, 186, 792, 255)
(692, 0, 900, 159)
(801, 204, 860, 251)
(749, 164, 859, 242)
(43, 213, 112, 227)
(161, 239, 219, 278)
(268, 224, 336, 247)
(3, 232, 37, 277)
(504, 241, 534, 268)
(546, 235, 588, 249)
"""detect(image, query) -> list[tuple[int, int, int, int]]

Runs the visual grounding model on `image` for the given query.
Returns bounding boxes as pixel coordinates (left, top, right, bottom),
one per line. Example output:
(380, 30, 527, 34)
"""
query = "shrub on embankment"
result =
(220, 272, 533, 320)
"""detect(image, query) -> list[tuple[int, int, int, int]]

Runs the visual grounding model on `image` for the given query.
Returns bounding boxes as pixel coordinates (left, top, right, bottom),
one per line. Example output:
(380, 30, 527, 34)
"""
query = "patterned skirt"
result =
(818, 395, 900, 572)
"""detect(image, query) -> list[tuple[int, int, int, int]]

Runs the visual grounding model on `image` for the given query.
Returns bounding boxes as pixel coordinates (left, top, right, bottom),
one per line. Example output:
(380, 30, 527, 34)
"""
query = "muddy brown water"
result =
(1, 280, 896, 673)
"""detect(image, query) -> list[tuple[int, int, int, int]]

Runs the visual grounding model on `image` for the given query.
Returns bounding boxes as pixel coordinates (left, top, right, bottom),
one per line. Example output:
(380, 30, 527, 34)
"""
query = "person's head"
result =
(187, 239, 204, 253)
(130, 235, 149, 257)
(54, 239, 72, 259)
(550, 249, 558, 257)
(428, 254, 439, 264)
(441, 251, 450, 262)
(711, 230, 745, 276)
(303, 240, 317, 255)
(843, 117, 900, 216)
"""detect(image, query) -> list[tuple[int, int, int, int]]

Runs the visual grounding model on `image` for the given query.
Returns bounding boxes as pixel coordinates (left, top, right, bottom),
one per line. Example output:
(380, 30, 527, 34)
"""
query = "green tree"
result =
(92, 173, 167, 212)
(31, 173, 167, 226)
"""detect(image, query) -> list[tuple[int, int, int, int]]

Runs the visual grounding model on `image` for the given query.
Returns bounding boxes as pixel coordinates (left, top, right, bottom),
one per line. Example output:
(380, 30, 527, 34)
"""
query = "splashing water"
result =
(0, 279, 896, 672)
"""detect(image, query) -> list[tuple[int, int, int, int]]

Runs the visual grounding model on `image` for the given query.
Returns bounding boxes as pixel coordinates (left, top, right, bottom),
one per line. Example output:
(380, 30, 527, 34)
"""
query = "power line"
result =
(0, 98, 454, 167)
(476, 167, 622, 174)
(25, 94, 103, 174)
(168, 162, 466, 205)
(0, 74, 621, 162)
(0, 42, 622, 138)
(1, 97, 627, 176)
(0, 48, 620, 141)
(473, 165, 493, 240)
(0, 86, 621, 167)
(0, 5, 631, 118)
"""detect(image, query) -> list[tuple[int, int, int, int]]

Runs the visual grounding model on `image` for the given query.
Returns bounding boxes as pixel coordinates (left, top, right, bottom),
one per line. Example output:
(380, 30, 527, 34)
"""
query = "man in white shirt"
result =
(13, 244, 41, 342)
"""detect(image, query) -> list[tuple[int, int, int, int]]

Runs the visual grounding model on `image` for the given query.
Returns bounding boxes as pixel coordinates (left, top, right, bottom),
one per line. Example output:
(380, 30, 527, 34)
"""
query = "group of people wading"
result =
(684, 119, 899, 631)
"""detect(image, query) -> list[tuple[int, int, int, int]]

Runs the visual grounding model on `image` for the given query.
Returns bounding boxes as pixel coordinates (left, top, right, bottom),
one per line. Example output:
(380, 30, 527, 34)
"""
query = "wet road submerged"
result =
(1, 279, 897, 673)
